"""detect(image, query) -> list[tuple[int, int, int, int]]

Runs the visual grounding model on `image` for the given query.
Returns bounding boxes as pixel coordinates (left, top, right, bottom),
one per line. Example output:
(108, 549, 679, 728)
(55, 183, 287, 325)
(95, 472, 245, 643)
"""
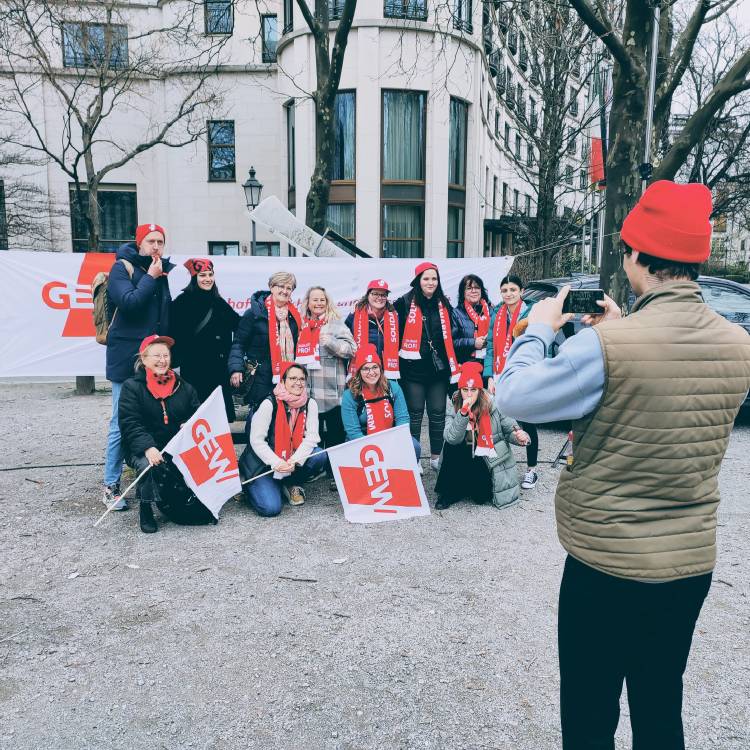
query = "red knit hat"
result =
(139, 334, 174, 354)
(184, 258, 214, 276)
(414, 261, 438, 278)
(135, 223, 166, 246)
(278, 361, 306, 381)
(367, 279, 390, 293)
(353, 343, 382, 372)
(458, 361, 484, 390)
(620, 181, 713, 263)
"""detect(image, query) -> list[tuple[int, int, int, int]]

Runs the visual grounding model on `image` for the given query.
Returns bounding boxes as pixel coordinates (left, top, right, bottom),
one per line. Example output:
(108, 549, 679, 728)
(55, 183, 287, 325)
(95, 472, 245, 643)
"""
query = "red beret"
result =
(414, 262, 438, 278)
(184, 258, 214, 276)
(367, 279, 390, 293)
(135, 223, 166, 246)
(139, 334, 174, 354)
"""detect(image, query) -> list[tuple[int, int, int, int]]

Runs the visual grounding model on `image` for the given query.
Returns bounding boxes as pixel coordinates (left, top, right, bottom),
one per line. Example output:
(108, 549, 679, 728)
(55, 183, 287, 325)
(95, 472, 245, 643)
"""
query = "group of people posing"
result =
(101, 224, 541, 533)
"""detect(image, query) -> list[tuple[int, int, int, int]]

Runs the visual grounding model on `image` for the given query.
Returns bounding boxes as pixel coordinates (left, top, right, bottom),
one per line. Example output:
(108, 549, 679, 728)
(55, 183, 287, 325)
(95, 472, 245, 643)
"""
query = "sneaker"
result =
(102, 484, 128, 511)
(284, 485, 306, 506)
(521, 470, 538, 490)
(328, 479, 338, 493)
(430, 456, 440, 472)
(418, 464, 424, 475)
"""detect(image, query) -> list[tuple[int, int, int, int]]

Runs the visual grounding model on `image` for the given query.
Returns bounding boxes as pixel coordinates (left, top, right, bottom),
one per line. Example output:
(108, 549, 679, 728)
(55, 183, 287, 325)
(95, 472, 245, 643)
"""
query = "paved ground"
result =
(1, 382, 748, 750)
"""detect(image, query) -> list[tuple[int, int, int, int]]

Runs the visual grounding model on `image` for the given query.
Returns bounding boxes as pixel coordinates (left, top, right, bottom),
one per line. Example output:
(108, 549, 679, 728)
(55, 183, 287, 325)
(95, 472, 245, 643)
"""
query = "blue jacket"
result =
(483, 300, 533, 380)
(451, 302, 491, 365)
(341, 380, 410, 441)
(344, 308, 395, 360)
(105, 243, 174, 382)
(227, 290, 300, 406)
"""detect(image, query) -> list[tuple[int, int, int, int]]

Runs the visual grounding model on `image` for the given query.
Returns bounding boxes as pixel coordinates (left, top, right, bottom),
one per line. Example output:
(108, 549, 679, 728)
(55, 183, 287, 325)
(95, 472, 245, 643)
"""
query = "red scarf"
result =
(471, 409, 495, 457)
(363, 387, 394, 434)
(399, 297, 459, 383)
(265, 295, 303, 383)
(273, 400, 307, 460)
(145, 369, 176, 424)
(492, 304, 522, 375)
(464, 299, 491, 359)
(351, 306, 400, 380)
(296, 317, 324, 370)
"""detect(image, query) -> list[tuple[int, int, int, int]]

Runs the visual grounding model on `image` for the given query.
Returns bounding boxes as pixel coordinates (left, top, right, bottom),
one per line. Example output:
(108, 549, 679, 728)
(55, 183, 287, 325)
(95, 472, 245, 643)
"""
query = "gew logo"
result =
(41, 253, 116, 337)
(179, 419, 239, 486)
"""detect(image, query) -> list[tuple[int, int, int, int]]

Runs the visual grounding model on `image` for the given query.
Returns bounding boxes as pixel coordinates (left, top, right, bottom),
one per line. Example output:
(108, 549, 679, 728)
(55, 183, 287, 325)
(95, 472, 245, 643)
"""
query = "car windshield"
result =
(700, 283, 750, 315)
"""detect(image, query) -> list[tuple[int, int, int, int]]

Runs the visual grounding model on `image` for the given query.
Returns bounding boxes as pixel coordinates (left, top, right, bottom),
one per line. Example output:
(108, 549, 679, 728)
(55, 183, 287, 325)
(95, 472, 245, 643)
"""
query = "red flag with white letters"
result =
(162, 387, 241, 518)
(327, 424, 430, 523)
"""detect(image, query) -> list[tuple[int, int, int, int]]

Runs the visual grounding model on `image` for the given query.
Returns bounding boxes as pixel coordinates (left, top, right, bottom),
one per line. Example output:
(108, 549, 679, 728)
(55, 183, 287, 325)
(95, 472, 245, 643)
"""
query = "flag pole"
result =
(93, 464, 152, 527)
(240, 446, 334, 486)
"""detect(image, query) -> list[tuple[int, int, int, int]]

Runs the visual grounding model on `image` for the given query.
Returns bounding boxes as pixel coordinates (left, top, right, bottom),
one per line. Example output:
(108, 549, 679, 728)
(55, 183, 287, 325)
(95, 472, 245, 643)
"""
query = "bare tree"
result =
(0, 0, 228, 253)
(569, 0, 750, 305)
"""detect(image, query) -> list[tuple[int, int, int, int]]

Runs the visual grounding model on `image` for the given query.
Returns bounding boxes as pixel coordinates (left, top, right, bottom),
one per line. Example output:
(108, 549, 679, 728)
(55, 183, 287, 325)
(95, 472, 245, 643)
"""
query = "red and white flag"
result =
(162, 387, 241, 519)
(327, 424, 430, 524)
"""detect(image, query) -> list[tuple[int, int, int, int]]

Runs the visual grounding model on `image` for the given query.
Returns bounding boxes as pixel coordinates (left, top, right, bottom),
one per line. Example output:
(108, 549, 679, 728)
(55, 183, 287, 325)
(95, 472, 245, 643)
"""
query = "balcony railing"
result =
(488, 48, 501, 77)
(495, 68, 506, 95)
(507, 28, 517, 54)
(519, 39, 528, 71)
(384, 0, 427, 21)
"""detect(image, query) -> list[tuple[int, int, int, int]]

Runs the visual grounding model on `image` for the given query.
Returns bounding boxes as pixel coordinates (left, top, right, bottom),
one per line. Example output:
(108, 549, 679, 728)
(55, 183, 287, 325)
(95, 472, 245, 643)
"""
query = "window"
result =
(382, 90, 426, 257)
(69, 184, 137, 253)
(486, 92, 491, 120)
(208, 241, 240, 255)
(700, 284, 750, 315)
(286, 102, 296, 209)
(527, 142, 534, 167)
(329, 0, 345, 20)
(332, 91, 356, 181)
(513, 189, 519, 213)
(62, 22, 128, 69)
(253, 242, 280, 257)
(504, 123, 510, 149)
(453, 0, 472, 32)
(283, 0, 294, 33)
(524, 194, 531, 216)
(580, 169, 587, 190)
(327, 204, 355, 242)
(492, 176, 498, 218)
(384, 0, 428, 21)
(0, 180, 7, 250)
(565, 165, 573, 185)
(567, 127, 576, 155)
(207, 121, 235, 181)
(495, 110, 500, 138)
(570, 87, 579, 116)
(447, 206, 465, 257)
(529, 97, 538, 130)
(515, 133, 521, 159)
(205, 1, 233, 35)
(261, 15, 278, 62)
(449, 98, 468, 186)
(502, 182, 508, 212)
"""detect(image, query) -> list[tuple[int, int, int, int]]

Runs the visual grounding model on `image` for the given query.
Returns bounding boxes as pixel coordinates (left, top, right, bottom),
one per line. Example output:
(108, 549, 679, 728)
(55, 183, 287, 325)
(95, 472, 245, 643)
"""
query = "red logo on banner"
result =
(338, 444, 421, 514)
(41, 253, 116, 337)
(179, 418, 239, 485)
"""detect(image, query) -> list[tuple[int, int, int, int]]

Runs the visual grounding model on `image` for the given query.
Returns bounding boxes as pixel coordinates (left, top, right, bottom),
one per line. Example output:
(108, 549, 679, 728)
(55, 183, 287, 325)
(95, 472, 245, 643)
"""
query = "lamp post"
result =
(242, 166, 263, 255)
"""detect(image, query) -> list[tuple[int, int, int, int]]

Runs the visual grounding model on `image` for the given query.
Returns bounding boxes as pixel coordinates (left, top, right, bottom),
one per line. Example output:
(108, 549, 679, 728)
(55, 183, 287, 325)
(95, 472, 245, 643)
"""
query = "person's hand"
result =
(487, 379, 496, 396)
(461, 391, 479, 411)
(230, 372, 243, 388)
(275, 459, 295, 474)
(528, 285, 574, 332)
(147, 257, 163, 278)
(145, 447, 163, 466)
(319, 331, 331, 347)
(475, 335, 487, 349)
(513, 428, 531, 446)
(581, 294, 622, 327)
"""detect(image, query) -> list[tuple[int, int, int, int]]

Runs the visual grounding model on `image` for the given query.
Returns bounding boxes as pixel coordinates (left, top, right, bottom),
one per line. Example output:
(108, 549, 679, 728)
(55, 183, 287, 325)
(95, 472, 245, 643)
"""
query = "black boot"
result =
(435, 496, 459, 510)
(139, 502, 158, 534)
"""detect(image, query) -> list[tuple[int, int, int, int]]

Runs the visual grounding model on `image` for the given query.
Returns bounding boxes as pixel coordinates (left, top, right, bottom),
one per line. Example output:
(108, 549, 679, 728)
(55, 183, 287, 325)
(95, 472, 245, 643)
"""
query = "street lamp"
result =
(242, 166, 263, 255)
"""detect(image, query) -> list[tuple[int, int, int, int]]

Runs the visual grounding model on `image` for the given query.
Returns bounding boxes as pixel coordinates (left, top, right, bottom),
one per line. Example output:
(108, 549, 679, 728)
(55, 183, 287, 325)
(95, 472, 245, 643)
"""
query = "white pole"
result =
(93, 464, 152, 527)
(642, 4, 661, 193)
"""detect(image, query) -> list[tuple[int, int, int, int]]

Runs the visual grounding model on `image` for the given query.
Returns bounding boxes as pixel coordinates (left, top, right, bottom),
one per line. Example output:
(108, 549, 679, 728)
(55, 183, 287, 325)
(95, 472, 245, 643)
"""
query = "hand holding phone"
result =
(562, 289, 605, 315)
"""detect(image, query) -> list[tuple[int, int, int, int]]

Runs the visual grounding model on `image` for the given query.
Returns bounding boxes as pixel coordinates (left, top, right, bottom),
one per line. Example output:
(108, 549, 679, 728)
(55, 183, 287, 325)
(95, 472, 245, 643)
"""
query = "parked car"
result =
(522, 273, 750, 406)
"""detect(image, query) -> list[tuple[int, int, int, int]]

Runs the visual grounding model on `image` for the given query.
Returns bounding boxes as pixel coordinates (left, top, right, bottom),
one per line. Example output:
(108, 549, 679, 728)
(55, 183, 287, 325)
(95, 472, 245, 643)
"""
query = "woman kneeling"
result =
(240, 362, 326, 516)
(341, 344, 421, 463)
(435, 362, 529, 510)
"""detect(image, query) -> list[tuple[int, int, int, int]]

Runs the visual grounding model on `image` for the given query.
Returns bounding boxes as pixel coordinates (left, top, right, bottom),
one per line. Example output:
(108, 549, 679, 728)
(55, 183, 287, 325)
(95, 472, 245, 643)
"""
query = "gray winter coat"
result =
(307, 317, 357, 413)
(443, 402, 524, 509)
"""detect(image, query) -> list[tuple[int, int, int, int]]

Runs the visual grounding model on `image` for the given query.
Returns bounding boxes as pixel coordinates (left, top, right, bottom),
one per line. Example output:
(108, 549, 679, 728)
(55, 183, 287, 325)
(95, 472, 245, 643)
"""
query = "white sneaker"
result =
(430, 457, 440, 472)
(418, 464, 424, 475)
(521, 470, 538, 490)
(102, 484, 128, 511)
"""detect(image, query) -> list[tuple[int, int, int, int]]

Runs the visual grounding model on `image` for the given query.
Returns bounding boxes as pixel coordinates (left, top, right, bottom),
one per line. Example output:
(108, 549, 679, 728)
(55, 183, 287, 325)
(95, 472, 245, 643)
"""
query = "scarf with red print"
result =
(265, 294, 303, 383)
(351, 306, 400, 380)
(362, 387, 395, 434)
(492, 304, 522, 375)
(464, 299, 491, 359)
(399, 297, 459, 383)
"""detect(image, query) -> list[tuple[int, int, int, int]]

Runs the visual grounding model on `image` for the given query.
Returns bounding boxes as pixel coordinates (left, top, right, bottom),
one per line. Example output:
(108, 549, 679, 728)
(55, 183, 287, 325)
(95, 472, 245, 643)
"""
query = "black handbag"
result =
(422, 318, 447, 372)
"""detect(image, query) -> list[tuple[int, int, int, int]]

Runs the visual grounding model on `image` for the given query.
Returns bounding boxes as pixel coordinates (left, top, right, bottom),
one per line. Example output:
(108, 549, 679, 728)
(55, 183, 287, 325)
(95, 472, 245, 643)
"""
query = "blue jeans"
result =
(411, 436, 422, 462)
(246, 447, 327, 517)
(104, 381, 124, 487)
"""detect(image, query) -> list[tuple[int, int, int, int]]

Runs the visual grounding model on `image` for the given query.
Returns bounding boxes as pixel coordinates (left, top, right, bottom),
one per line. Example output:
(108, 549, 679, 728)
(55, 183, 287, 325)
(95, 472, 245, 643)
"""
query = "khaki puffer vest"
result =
(555, 281, 750, 581)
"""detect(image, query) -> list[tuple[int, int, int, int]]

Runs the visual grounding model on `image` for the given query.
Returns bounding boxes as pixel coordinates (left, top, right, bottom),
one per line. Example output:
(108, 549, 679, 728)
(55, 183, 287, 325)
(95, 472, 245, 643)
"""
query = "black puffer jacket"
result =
(227, 290, 300, 406)
(118, 369, 201, 457)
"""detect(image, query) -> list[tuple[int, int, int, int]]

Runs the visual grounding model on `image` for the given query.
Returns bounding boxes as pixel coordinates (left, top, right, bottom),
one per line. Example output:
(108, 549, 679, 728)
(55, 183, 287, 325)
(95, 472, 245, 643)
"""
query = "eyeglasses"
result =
(361, 366, 380, 374)
(370, 292, 388, 299)
(285, 376, 306, 383)
(273, 285, 294, 293)
(145, 353, 170, 360)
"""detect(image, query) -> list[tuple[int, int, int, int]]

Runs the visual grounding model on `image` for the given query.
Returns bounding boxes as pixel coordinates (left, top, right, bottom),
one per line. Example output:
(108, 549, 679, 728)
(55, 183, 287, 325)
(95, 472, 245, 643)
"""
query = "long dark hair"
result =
(355, 290, 396, 312)
(410, 268, 451, 308)
(458, 274, 490, 306)
(181, 274, 221, 297)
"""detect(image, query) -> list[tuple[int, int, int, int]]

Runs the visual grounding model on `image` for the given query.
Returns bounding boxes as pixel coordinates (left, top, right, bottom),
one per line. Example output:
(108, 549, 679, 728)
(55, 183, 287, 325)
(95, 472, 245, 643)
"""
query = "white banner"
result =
(162, 387, 241, 519)
(0, 251, 513, 377)
(327, 424, 430, 524)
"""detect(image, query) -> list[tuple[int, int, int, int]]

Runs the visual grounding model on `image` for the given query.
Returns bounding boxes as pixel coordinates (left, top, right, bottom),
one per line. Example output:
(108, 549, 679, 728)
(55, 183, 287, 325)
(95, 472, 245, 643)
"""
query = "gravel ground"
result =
(1, 382, 748, 750)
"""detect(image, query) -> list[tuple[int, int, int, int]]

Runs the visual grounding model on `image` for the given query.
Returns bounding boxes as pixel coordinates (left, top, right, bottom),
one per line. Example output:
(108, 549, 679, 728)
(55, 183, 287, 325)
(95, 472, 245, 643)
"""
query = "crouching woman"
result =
(118, 335, 202, 533)
(240, 362, 326, 516)
(435, 362, 529, 510)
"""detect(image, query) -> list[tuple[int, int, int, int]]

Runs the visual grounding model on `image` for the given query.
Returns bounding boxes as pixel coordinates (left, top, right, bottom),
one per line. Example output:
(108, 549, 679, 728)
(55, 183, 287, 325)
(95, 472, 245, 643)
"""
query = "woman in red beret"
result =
(435, 361, 529, 510)
(169, 258, 240, 420)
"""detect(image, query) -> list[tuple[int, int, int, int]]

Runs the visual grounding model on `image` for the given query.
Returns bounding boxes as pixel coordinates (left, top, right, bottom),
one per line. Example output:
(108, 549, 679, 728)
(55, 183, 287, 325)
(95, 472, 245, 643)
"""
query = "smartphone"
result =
(562, 289, 605, 315)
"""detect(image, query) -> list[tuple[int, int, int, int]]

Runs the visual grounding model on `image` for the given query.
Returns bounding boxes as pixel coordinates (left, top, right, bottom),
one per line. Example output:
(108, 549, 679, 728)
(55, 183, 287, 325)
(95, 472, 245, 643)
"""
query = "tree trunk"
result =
(75, 376, 96, 395)
(305, 95, 335, 235)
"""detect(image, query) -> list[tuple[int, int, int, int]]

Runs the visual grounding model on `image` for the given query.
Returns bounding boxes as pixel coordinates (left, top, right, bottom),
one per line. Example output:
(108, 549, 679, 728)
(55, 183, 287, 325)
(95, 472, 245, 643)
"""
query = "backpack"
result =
(92, 259, 134, 345)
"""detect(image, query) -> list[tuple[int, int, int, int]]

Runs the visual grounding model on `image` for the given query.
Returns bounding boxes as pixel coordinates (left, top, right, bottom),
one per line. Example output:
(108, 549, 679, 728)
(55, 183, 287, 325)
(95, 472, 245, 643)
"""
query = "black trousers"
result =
(401, 377, 448, 455)
(558, 555, 712, 750)
(518, 421, 538, 468)
(319, 406, 346, 477)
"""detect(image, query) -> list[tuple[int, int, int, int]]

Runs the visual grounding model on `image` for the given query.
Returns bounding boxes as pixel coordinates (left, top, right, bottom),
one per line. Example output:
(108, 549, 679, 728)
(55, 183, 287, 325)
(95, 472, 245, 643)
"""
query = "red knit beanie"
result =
(458, 361, 484, 390)
(620, 181, 712, 263)
(353, 343, 382, 372)
(135, 223, 166, 246)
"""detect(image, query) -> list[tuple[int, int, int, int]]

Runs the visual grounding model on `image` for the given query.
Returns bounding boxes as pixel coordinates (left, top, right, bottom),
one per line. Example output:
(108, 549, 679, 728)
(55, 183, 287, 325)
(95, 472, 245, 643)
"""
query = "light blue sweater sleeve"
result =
(494, 323, 605, 423)
(391, 381, 410, 427)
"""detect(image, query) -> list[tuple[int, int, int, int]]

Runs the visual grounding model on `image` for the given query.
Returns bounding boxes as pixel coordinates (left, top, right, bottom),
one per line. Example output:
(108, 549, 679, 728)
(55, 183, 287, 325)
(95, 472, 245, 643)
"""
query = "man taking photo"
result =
(495, 180, 750, 749)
